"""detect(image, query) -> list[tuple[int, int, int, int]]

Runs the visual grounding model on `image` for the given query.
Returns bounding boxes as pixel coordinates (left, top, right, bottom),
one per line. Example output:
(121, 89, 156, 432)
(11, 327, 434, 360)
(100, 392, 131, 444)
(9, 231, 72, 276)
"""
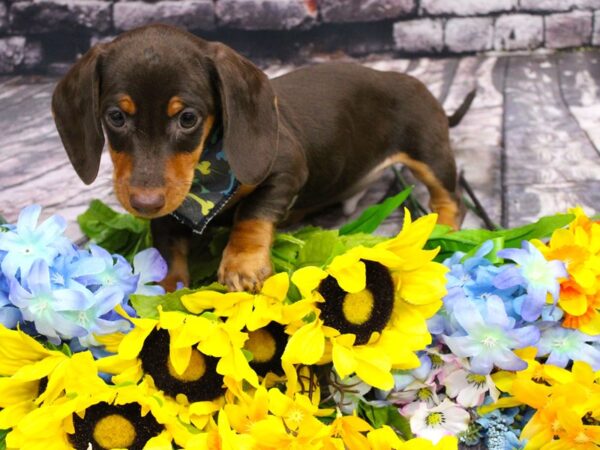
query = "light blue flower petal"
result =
(572, 344, 600, 371)
(548, 260, 567, 279)
(7, 279, 33, 307)
(443, 334, 482, 358)
(520, 288, 546, 321)
(0, 306, 21, 328)
(26, 259, 52, 294)
(71, 255, 105, 278)
(36, 214, 67, 244)
(134, 284, 165, 297)
(93, 286, 124, 316)
(15, 204, 42, 237)
(484, 296, 511, 329)
(507, 325, 540, 348)
(493, 266, 525, 290)
(493, 347, 527, 372)
(497, 247, 527, 265)
(453, 297, 486, 334)
(470, 353, 495, 374)
(51, 312, 88, 338)
(546, 351, 569, 368)
(52, 289, 94, 311)
(133, 248, 167, 284)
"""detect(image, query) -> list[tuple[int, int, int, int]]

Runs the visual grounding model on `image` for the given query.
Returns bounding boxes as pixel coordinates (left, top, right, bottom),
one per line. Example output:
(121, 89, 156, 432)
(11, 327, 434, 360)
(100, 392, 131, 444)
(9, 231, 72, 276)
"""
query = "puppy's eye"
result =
(179, 109, 199, 129)
(107, 108, 125, 128)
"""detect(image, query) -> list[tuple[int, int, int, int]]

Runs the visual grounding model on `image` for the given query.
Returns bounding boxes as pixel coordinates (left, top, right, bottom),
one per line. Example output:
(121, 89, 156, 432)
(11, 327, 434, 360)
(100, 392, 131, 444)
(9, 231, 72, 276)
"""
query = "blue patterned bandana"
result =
(170, 129, 240, 235)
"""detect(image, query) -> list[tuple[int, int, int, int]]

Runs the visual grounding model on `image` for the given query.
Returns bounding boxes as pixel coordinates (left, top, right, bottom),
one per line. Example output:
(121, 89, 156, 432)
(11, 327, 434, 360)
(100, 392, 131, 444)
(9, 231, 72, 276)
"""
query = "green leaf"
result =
(340, 187, 413, 235)
(461, 237, 505, 264)
(130, 289, 195, 319)
(501, 214, 574, 247)
(77, 200, 151, 261)
(297, 230, 345, 268)
(357, 402, 413, 440)
(339, 233, 388, 250)
(0, 429, 8, 450)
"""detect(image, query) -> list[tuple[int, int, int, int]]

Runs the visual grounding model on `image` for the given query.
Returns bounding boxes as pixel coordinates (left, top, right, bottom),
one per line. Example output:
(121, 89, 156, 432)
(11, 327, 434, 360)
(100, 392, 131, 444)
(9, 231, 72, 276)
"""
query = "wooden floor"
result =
(2, 50, 600, 240)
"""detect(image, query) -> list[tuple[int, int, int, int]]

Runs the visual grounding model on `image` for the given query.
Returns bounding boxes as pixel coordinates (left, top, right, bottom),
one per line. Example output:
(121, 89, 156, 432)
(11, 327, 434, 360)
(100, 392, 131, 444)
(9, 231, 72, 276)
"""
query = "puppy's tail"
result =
(447, 89, 476, 128)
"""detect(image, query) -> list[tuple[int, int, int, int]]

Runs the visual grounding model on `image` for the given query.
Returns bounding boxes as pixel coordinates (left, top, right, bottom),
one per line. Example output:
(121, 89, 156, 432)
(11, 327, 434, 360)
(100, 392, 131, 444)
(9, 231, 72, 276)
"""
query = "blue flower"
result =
(495, 241, 567, 322)
(64, 286, 132, 347)
(77, 245, 139, 299)
(49, 250, 104, 291)
(132, 248, 167, 296)
(443, 296, 540, 374)
(0, 205, 70, 278)
(477, 409, 525, 450)
(536, 326, 600, 370)
(8, 259, 92, 343)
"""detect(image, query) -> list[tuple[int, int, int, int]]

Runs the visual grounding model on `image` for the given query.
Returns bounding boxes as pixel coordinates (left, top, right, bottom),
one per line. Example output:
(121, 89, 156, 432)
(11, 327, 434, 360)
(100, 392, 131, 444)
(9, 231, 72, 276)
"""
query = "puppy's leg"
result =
(218, 167, 306, 292)
(394, 142, 462, 230)
(218, 219, 274, 292)
(151, 216, 192, 292)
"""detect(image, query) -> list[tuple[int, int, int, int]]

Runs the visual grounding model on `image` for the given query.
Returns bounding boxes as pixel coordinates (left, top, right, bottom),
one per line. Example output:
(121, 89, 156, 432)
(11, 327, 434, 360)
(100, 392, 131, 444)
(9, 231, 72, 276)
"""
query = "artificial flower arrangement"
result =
(0, 191, 598, 450)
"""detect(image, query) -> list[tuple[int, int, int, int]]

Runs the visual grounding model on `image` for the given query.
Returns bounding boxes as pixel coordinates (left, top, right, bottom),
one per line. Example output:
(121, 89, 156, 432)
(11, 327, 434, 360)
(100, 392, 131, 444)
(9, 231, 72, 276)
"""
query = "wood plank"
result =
(0, 80, 117, 240)
(556, 50, 600, 156)
(444, 56, 506, 229)
(503, 54, 600, 226)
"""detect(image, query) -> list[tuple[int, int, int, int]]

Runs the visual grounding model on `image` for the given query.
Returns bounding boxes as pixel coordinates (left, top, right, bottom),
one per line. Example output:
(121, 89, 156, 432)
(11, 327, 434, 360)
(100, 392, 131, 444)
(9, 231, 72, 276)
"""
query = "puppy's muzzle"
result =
(129, 189, 165, 215)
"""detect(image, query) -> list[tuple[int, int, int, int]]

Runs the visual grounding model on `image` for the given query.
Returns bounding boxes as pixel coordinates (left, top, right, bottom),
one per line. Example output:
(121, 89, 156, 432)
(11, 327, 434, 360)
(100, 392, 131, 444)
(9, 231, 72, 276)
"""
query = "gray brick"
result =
(592, 10, 600, 45)
(421, 0, 516, 16)
(0, 2, 8, 33)
(545, 10, 593, 49)
(445, 17, 493, 53)
(575, 0, 600, 8)
(0, 36, 25, 73)
(10, 0, 111, 34)
(393, 18, 443, 53)
(114, 1, 215, 31)
(216, 0, 316, 30)
(23, 39, 43, 70)
(519, 0, 577, 11)
(320, 0, 414, 23)
(494, 14, 543, 51)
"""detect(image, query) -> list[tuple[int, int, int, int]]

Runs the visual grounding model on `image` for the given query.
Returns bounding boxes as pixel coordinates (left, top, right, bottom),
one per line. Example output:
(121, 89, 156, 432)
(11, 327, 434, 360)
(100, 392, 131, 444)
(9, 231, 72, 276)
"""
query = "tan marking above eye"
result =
(167, 96, 185, 117)
(118, 95, 136, 115)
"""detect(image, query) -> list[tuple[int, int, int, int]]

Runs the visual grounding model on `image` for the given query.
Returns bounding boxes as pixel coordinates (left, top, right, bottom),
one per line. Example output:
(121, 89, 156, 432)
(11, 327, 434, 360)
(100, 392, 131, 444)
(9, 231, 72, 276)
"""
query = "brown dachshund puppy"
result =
(52, 24, 474, 292)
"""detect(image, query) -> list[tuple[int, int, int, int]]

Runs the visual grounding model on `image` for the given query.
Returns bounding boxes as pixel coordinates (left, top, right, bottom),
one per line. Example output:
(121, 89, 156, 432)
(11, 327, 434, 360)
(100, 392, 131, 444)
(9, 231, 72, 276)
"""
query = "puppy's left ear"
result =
(207, 43, 278, 186)
(52, 44, 105, 185)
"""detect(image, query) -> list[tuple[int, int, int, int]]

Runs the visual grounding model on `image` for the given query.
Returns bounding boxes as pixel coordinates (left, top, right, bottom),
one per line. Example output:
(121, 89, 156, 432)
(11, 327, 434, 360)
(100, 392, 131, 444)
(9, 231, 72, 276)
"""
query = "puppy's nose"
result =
(129, 191, 165, 215)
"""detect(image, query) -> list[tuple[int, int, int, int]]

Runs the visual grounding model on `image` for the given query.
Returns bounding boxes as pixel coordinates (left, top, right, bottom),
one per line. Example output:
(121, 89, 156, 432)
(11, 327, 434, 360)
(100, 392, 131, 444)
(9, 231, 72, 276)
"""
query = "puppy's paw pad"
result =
(218, 252, 272, 293)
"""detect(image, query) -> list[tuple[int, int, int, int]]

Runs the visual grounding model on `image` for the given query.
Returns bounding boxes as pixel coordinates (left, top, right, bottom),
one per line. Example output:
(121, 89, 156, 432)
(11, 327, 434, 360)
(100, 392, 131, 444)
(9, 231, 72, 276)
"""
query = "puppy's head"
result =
(52, 25, 279, 218)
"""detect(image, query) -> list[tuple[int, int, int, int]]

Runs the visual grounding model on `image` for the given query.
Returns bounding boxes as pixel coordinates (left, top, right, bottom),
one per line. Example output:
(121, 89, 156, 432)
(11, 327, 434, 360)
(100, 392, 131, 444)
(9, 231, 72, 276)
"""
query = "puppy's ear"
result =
(208, 43, 278, 185)
(52, 45, 105, 185)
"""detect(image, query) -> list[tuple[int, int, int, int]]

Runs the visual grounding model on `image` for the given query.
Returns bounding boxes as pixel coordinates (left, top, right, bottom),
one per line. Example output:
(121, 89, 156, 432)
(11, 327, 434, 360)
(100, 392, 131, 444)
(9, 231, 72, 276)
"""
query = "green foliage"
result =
(77, 199, 151, 261)
(426, 213, 575, 262)
(130, 283, 227, 319)
(358, 401, 413, 440)
(339, 187, 413, 235)
(0, 429, 7, 450)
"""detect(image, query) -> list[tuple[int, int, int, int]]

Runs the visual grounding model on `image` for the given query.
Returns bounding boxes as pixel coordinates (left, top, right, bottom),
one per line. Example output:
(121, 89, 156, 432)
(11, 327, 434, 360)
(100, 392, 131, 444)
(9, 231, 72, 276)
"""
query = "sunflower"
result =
(7, 380, 180, 450)
(282, 211, 446, 390)
(0, 324, 107, 430)
(96, 306, 232, 431)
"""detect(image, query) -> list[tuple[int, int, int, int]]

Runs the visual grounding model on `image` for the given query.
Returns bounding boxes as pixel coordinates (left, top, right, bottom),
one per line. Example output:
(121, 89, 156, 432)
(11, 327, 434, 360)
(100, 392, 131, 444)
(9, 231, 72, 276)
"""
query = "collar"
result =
(170, 128, 240, 235)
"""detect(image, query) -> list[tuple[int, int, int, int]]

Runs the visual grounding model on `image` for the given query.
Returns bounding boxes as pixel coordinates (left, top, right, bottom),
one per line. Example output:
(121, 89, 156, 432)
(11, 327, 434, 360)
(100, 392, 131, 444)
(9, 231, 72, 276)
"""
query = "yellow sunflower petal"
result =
(331, 335, 358, 379)
(291, 266, 328, 299)
(282, 320, 326, 365)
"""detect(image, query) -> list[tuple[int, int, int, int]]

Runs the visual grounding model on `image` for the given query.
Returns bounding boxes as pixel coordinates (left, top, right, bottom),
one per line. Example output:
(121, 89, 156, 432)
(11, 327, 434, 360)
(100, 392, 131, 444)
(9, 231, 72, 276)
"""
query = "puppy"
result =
(52, 24, 474, 292)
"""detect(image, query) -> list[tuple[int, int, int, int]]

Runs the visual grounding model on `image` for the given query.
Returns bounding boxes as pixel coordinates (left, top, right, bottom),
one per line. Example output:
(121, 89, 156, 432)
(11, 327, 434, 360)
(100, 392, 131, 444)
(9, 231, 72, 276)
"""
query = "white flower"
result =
(443, 368, 499, 407)
(409, 399, 470, 443)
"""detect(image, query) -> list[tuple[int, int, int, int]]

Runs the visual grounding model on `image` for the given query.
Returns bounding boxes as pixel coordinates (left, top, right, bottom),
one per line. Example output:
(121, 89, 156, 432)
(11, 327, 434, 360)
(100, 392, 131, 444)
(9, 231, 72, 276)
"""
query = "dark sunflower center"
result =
(245, 322, 287, 376)
(69, 402, 162, 450)
(318, 260, 394, 345)
(139, 329, 225, 402)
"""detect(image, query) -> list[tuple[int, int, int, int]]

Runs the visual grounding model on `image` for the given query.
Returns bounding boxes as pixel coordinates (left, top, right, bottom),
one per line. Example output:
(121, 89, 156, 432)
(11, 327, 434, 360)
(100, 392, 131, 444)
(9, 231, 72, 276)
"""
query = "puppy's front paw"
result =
(218, 246, 272, 293)
(159, 270, 190, 293)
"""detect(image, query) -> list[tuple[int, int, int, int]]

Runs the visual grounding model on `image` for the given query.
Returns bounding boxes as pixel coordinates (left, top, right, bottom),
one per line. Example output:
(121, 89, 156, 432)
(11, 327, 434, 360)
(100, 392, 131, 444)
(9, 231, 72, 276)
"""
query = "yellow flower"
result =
(6, 380, 183, 450)
(0, 325, 106, 430)
(533, 207, 600, 333)
(283, 212, 444, 389)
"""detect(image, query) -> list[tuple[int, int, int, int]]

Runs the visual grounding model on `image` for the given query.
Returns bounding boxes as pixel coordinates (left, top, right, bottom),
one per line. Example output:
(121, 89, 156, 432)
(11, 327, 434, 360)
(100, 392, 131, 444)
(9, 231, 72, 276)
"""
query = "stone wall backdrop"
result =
(1, 0, 600, 74)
